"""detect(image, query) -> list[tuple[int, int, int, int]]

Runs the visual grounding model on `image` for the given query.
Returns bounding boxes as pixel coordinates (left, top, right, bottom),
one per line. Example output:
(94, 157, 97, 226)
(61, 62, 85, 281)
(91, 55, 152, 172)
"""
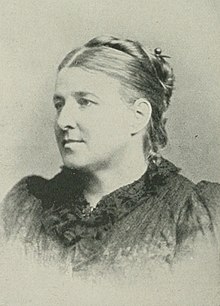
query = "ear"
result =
(130, 98, 152, 135)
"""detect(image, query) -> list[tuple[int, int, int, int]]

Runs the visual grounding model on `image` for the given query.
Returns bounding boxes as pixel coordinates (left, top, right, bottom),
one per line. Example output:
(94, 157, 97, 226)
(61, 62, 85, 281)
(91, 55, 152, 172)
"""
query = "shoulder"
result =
(141, 159, 219, 254)
(144, 158, 196, 219)
(2, 167, 80, 208)
(195, 180, 220, 239)
(1, 175, 48, 238)
(171, 176, 220, 258)
(151, 158, 219, 218)
(2, 175, 49, 206)
(181, 179, 220, 238)
(0, 170, 73, 239)
(1, 168, 81, 238)
(195, 180, 220, 214)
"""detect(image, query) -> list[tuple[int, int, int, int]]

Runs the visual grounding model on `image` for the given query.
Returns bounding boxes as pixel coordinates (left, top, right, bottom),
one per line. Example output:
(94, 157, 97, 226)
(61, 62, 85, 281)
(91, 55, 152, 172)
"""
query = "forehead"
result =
(55, 67, 123, 98)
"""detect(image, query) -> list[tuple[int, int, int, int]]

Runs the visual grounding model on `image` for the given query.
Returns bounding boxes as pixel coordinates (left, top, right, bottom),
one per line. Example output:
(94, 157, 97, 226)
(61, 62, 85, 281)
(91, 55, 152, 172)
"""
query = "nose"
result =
(56, 98, 78, 130)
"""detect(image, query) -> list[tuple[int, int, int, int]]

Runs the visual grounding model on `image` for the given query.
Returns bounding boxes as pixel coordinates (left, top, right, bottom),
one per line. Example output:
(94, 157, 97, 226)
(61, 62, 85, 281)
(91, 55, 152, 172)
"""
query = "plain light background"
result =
(0, 0, 220, 201)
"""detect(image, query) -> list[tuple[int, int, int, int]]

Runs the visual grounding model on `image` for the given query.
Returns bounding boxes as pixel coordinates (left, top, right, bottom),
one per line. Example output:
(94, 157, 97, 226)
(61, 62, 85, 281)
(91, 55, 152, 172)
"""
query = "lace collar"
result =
(39, 157, 180, 248)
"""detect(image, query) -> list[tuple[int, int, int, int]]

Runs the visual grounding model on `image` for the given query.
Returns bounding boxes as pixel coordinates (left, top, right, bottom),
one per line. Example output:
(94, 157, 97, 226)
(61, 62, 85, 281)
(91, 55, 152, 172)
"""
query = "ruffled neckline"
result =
(39, 157, 180, 248)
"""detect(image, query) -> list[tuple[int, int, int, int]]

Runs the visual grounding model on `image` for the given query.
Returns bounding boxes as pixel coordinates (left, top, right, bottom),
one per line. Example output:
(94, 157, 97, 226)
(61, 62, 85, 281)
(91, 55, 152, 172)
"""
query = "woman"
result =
(1, 36, 220, 274)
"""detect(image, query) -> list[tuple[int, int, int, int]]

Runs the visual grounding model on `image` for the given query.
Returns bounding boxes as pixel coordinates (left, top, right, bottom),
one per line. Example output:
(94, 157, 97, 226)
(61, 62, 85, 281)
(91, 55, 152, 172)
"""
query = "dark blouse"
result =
(1, 158, 220, 274)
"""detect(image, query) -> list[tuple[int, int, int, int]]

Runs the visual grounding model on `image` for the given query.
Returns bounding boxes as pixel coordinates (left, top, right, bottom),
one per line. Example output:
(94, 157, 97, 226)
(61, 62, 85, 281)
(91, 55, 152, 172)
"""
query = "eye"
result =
(54, 102, 63, 111)
(77, 98, 94, 107)
(53, 95, 64, 111)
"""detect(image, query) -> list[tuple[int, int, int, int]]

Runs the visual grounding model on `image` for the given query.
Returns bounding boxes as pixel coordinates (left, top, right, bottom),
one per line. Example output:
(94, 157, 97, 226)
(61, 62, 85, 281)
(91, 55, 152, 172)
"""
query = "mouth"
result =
(62, 139, 84, 147)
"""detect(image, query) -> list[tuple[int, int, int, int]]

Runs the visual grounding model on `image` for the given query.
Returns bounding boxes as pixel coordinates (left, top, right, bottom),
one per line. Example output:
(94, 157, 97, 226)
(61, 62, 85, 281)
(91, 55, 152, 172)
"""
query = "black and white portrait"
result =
(0, 1, 220, 305)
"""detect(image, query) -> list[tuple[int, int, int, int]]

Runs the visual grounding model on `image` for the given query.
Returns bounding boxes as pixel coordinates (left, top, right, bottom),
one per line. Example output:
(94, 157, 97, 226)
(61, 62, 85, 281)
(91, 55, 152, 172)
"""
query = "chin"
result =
(63, 159, 85, 170)
(62, 158, 109, 174)
(61, 154, 90, 170)
(61, 150, 113, 172)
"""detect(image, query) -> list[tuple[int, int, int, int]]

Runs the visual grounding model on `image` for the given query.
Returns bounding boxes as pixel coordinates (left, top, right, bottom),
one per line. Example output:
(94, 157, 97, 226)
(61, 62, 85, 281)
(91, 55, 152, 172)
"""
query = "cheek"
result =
(79, 105, 132, 143)
(87, 116, 130, 145)
(104, 109, 131, 133)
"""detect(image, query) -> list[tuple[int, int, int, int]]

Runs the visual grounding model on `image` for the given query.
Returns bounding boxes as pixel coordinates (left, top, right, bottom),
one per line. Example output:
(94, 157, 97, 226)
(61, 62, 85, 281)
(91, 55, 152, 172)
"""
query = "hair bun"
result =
(150, 49, 175, 111)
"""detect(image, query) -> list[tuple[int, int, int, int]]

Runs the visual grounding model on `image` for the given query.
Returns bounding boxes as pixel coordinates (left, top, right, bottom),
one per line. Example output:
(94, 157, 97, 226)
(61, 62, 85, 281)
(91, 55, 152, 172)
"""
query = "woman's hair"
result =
(58, 36, 175, 155)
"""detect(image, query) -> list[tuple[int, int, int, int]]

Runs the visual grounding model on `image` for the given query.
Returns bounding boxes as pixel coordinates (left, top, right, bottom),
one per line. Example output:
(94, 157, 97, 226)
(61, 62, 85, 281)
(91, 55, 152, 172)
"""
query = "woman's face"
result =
(54, 67, 135, 171)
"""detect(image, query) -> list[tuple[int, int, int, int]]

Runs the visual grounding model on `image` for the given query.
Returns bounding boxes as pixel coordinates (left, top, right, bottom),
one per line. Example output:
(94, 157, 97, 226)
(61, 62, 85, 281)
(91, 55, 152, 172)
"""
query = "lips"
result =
(62, 139, 84, 146)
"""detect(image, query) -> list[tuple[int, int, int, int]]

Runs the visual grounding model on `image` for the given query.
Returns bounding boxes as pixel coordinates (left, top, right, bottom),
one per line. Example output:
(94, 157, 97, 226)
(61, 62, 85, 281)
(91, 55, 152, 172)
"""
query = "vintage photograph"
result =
(0, 1, 220, 305)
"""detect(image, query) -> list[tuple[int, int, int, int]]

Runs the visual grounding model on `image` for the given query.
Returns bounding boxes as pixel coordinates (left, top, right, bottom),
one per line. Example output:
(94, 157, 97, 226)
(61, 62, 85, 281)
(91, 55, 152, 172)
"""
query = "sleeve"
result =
(0, 176, 44, 241)
(174, 185, 219, 261)
(195, 180, 220, 245)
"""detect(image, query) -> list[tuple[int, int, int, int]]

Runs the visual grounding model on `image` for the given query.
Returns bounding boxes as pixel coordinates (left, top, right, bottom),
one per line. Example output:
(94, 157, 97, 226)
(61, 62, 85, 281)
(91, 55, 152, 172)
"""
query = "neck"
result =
(82, 145, 149, 208)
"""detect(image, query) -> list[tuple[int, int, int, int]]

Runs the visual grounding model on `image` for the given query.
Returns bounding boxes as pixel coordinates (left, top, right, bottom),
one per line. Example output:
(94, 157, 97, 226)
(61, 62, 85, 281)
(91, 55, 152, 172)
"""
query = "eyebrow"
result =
(53, 91, 102, 103)
(71, 91, 101, 101)
(53, 94, 65, 102)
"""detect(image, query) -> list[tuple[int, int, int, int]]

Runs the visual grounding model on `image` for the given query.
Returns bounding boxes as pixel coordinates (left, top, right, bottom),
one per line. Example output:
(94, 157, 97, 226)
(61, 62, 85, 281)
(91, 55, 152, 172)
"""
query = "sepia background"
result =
(0, 1, 220, 305)
(0, 0, 220, 200)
